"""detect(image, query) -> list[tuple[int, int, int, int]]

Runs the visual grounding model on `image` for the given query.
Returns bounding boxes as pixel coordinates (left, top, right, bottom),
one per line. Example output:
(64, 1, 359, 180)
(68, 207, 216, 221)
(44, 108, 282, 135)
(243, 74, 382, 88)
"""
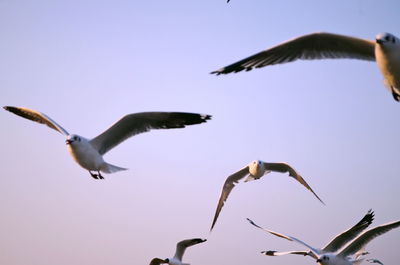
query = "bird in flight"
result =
(210, 160, 324, 231)
(149, 238, 206, 265)
(211, 32, 400, 101)
(247, 210, 400, 265)
(4, 106, 211, 179)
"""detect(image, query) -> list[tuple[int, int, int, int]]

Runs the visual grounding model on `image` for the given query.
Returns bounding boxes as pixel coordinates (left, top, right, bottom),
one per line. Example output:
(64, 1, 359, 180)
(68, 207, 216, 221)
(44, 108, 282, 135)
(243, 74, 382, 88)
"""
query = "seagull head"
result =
(66, 134, 82, 145)
(316, 254, 332, 264)
(376, 32, 399, 46)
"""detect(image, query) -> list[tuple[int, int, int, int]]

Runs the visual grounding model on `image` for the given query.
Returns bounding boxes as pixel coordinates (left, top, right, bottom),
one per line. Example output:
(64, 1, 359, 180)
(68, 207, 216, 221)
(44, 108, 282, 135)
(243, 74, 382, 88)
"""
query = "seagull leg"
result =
(98, 171, 104, 179)
(89, 171, 99, 179)
(391, 87, 400, 101)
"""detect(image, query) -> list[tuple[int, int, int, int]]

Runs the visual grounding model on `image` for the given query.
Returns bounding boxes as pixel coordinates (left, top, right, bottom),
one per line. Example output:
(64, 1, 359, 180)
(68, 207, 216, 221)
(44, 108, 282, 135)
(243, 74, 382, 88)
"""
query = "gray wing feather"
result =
(339, 220, 400, 258)
(264, 162, 325, 204)
(90, 112, 211, 155)
(211, 32, 375, 74)
(247, 218, 321, 255)
(261, 250, 317, 259)
(3, 106, 69, 136)
(322, 210, 374, 252)
(173, 238, 206, 261)
(210, 166, 249, 231)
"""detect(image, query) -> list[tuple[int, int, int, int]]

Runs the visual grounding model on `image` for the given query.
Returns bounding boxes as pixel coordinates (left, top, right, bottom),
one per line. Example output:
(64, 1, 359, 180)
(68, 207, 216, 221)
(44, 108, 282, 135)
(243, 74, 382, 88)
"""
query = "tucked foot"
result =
(98, 171, 104, 179)
(89, 171, 99, 179)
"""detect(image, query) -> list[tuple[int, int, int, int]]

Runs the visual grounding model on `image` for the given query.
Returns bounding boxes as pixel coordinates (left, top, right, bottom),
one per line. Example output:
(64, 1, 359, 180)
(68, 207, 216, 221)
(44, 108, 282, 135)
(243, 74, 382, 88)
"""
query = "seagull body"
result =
(149, 238, 206, 265)
(4, 106, 211, 179)
(211, 32, 400, 101)
(247, 210, 400, 265)
(210, 160, 324, 231)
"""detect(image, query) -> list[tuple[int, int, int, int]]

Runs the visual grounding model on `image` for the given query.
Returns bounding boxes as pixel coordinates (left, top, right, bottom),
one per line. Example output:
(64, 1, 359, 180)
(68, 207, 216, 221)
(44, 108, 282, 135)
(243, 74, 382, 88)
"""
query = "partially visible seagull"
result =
(210, 160, 324, 231)
(211, 32, 400, 101)
(367, 258, 384, 265)
(247, 210, 400, 265)
(3, 106, 211, 179)
(149, 238, 206, 265)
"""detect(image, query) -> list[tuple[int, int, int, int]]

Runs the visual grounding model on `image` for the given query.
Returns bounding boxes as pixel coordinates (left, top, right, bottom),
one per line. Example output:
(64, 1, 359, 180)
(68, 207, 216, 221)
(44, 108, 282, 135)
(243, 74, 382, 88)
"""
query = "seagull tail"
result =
(100, 163, 128, 174)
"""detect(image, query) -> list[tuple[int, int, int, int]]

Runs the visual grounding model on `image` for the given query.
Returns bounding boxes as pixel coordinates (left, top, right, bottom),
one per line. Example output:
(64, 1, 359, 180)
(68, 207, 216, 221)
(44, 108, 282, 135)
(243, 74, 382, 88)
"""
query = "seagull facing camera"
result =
(212, 32, 400, 102)
(3, 106, 211, 179)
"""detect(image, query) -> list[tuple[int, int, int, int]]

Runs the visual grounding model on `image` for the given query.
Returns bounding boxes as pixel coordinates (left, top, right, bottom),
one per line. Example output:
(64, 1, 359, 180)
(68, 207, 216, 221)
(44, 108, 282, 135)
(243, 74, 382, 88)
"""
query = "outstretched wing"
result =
(211, 32, 375, 74)
(173, 238, 207, 261)
(3, 106, 69, 136)
(322, 210, 374, 253)
(210, 166, 249, 231)
(261, 250, 318, 260)
(264, 162, 324, 204)
(339, 220, 400, 258)
(90, 112, 211, 155)
(247, 218, 321, 255)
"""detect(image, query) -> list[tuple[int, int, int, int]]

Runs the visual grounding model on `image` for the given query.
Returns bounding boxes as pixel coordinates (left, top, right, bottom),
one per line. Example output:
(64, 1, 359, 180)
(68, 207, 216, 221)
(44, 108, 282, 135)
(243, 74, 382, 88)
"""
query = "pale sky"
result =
(1, 1, 399, 265)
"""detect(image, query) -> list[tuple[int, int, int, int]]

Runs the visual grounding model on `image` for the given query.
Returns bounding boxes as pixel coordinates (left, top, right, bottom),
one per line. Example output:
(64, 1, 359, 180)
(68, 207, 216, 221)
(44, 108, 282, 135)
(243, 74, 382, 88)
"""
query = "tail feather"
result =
(100, 163, 127, 173)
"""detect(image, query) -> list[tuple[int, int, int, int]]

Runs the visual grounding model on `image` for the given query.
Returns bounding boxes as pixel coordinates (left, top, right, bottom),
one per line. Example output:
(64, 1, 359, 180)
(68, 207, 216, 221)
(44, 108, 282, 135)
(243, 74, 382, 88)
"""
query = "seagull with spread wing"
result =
(211, 32, 400, 101)
(3, 106, 211, 179)
(149, 238, 206, 265)
(210, 160, 324, 231)
(247, 210, 400, 265)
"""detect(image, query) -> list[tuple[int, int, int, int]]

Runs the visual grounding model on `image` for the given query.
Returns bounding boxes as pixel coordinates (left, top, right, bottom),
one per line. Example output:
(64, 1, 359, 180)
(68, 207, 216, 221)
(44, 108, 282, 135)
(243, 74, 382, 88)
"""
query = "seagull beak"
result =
(376, 38, 383, 44)
(316, 259, 321, 263)
(65, 139, 72, 145)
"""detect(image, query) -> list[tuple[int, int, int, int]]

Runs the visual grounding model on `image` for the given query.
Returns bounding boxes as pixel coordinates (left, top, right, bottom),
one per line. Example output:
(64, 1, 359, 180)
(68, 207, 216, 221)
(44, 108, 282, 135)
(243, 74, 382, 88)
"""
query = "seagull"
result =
(367, 258, 384, 265)
(3, 106, 211, 179)
(247, 210, 400, 265)
(210, 160, 324, 231)
(149, 238, 206, 265)
(211, 32, 400, 101)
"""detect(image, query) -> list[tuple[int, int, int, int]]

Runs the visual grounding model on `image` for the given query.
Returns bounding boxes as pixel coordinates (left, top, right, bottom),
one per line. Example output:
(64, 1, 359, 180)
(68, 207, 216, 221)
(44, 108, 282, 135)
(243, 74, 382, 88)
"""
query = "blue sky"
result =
(1, 1, 399, 265)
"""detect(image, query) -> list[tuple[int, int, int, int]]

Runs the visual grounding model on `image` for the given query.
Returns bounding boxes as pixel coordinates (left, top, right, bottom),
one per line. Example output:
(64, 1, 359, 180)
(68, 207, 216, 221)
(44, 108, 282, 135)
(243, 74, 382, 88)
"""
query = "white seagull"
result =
(210, 160, 324, 231)
(211, 32, 400, 101)
(149, 238, 206, 265)
(3, 106, 211, 179)
(247, 210, 400, 265)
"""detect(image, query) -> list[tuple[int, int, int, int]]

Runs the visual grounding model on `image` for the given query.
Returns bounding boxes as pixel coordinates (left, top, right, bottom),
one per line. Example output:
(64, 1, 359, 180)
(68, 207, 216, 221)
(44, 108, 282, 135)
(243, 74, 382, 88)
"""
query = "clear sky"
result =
(1, 0, 399, 265)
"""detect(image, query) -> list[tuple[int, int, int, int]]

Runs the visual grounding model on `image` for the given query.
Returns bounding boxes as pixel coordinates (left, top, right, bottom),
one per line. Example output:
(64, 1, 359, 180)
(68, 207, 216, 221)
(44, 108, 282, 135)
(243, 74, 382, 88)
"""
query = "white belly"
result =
(375, 46, 400, 89)
(67, 142, 105, 171)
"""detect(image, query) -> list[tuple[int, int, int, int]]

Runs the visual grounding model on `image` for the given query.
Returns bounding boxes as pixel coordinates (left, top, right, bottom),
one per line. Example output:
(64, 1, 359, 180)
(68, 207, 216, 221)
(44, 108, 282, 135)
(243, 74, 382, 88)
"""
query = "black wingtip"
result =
(261, 250, 276, 256)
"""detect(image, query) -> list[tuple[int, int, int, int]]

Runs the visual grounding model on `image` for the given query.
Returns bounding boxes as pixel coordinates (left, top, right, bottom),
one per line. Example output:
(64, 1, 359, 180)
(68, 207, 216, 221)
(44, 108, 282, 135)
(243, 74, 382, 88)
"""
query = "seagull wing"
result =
(263, 162, 325, 204)
(3, 106, 69, 136)
(322, 210, 374, 253)
(339, 220, 400, 258)
(149, 258, 168, 265)
(90, 112, 211, 155)
(210, 166, 249, 231)
(261, 250, 318, 260)
(211, 32, 375, 74)
(173, 238, 207, 261)
(247, 218, 321, 255)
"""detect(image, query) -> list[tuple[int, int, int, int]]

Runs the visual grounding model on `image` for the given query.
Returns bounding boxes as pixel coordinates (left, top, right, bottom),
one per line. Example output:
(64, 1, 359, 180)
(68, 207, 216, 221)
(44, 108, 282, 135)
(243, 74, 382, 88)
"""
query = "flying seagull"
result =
(3, 106, 211, 179)
(211, 32, 400, 101)
(210, 160, 324, 231)
(367, 258, 384, 265)
(247, 210, 400, 265)
(149, 238, 206, 265)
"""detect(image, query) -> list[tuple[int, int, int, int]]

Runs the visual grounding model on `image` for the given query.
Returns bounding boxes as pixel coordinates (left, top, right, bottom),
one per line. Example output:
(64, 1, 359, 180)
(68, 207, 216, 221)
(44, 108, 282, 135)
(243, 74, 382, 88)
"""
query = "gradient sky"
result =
(1, 1, 399, 265)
